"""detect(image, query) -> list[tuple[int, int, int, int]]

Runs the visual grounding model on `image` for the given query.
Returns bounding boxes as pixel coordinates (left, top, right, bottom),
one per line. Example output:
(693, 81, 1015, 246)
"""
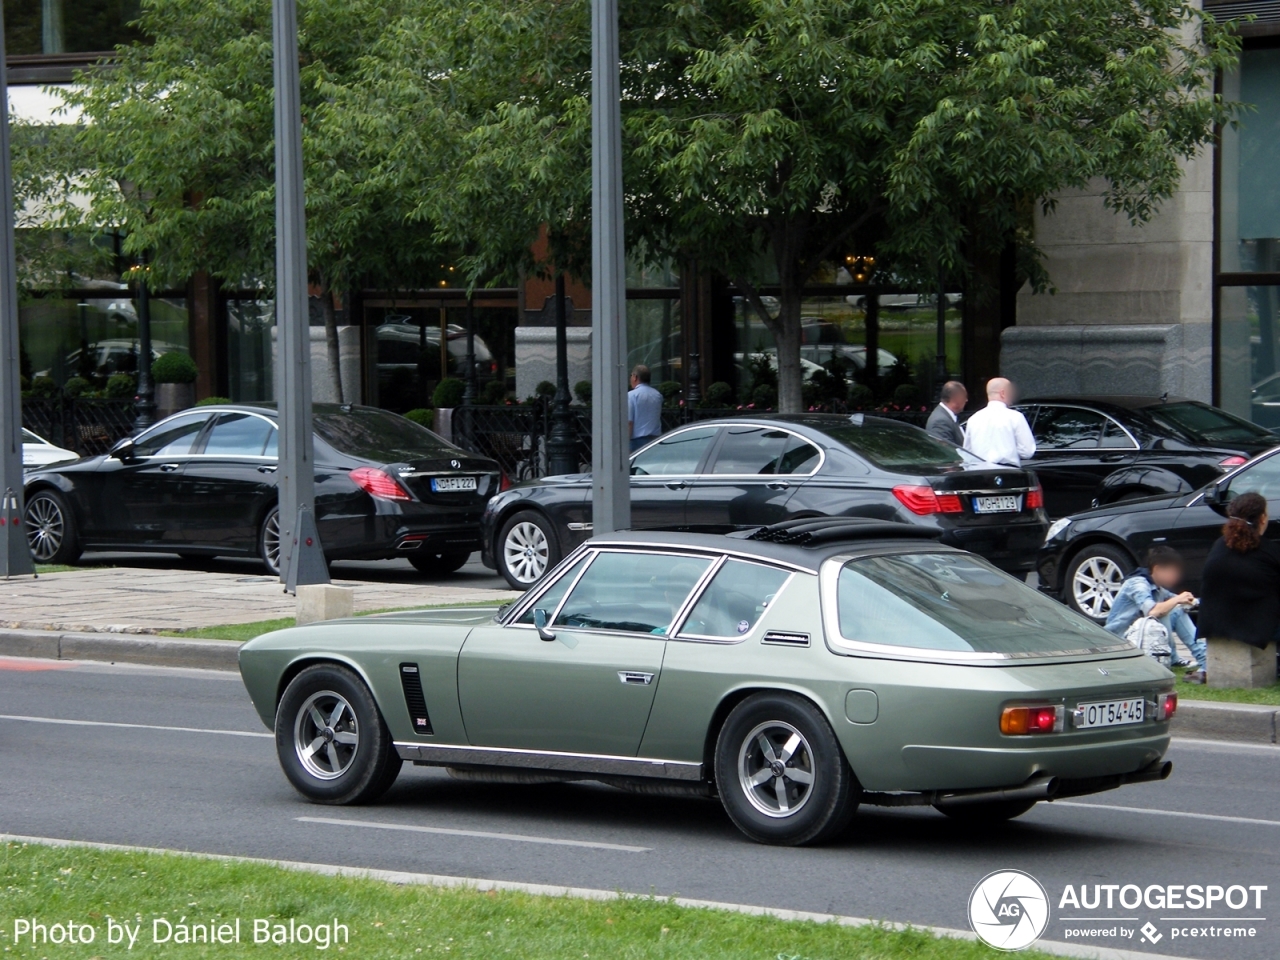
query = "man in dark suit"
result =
(926, 380, 967, 446)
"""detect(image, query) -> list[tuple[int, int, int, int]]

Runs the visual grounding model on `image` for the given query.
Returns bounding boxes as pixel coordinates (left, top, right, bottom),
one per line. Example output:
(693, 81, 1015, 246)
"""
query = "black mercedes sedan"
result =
(22, 403, 502, 576)
(480, 413, 1048, 588)
(1038, 446, 1280, 621)
(1012, 396, 1277, 518)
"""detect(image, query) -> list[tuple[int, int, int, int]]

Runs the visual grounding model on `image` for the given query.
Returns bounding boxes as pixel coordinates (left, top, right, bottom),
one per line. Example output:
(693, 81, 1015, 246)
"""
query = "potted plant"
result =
(152, 352, 198, 416)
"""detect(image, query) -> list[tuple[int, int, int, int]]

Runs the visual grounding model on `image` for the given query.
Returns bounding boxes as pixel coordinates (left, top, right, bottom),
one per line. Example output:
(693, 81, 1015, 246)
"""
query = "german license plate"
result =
(973, 495, 1021, 514)
(1074, 697, 1145, 729)
(431, 476, 477, 493)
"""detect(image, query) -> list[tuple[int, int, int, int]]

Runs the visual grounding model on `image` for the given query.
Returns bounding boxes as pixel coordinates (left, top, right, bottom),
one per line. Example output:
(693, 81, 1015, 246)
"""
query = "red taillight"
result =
(892, 485, 963, 515)
(1219, 456, 1248, 468)
(1000, 704, 1064, 735)
(1158, 692, 1178, 721)
(350, 466, 411, 501)
(500, 471, 512, 492)
(1026, 485, 1044, 510)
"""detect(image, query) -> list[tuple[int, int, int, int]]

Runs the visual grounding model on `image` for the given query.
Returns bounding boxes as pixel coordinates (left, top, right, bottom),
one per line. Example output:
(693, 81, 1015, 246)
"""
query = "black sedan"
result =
(1012, 396, 1277, 518)
(1038, 445, 1280, 621)
(481, 413, 1048, 588)
(22, 403, 502, 576)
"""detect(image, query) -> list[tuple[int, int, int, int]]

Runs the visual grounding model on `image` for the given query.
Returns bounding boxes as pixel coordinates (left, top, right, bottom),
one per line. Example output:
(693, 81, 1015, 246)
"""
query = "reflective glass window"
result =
(680, 560, 790, 639)
(555, 552, 712, 634)
(710, 427, 789, 475)
(203, 413, 275, 457)
(133, 413, 210, 458)
(630, 427, 717, 476)
(1032, 407, 1105, 450)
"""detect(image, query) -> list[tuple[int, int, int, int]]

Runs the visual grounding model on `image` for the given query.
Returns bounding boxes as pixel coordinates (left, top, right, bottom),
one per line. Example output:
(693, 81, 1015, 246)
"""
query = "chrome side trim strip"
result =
(395, 742, 704, 781)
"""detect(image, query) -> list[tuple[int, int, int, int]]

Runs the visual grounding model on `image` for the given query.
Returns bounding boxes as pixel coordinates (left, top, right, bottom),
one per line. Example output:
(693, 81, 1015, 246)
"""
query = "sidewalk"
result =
(0, 566, 520, 634)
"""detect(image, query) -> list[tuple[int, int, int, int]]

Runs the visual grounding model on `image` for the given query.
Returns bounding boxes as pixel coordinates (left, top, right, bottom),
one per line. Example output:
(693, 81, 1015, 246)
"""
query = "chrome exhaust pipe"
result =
(933, 774, 1059, 808)
(1121, 759, 1172, 785)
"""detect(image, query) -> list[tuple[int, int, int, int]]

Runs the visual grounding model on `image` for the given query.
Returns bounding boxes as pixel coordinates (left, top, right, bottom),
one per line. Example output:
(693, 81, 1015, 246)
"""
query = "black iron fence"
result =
(23, 397, 138, 456)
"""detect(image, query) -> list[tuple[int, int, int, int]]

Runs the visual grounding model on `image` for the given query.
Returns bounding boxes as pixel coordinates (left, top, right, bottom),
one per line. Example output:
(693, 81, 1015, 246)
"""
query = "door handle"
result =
(664, 481, 687, 490)
(258, 464, 278, 474)
(618, 671, 654, 685)
(767, 481, 790, 490)
(159, 463, 180, 473)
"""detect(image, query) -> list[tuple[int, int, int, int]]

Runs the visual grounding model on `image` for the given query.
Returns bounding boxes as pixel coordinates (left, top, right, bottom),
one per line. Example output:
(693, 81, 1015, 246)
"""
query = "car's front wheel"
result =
(409, 550, 471, 577)
(275, 664, 402, 804)
(1063, 543, 1132, 622)
(714, 693, 858, 845)
(24, 489, 82, 565)
(496, 510, 559, 589)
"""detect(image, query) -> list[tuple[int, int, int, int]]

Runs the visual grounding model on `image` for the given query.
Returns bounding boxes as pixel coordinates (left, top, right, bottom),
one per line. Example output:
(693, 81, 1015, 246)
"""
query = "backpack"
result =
(1124, 617, 1172, 666)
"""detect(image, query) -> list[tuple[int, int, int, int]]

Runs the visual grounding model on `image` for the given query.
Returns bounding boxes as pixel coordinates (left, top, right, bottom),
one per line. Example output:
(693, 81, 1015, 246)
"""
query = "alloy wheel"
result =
(25, 496, 64, 562)
(737, 721, 816, 818)
(1072, 555, 1125, 619)
(503, 521, 549, 584)
(293, 690, 359, 781)
(262, 510, 281, 574)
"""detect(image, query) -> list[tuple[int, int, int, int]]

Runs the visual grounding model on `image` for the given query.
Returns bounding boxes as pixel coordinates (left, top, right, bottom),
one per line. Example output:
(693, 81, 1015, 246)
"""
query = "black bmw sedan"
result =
(22, 403, 502, 576)
(1012, 396, 1277, 518)
(1038, 446, 1280, 621)
(480, 413, 1048, 588)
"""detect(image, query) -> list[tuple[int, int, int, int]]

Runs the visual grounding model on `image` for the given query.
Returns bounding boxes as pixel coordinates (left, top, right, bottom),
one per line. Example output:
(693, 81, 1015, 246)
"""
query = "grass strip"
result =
(158, 602, 506, 643)
(0, 840, 1040, 960)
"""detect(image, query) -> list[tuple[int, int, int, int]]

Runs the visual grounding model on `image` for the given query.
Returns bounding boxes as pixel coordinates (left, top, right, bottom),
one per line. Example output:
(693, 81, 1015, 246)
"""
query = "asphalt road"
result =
(1, 658, 1277, 959)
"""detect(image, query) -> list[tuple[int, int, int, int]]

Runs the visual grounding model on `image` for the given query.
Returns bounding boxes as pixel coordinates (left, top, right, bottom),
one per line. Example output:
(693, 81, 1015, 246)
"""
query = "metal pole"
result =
(459, 295, 476, 450)
(273, 0, 327, 589)
(591, 0, 630, 533)
(934, 270, 948, 395)
(685, 262, 701, 406)
(547, 272, 578, 475)
(132, 253, 156, 431)
(0, 8, 35, 577)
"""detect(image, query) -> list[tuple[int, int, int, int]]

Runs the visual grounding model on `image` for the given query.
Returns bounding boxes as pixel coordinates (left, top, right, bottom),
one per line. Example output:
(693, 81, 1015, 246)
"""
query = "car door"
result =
(1169, 451, 1280, 587)
(1026, 405, 1135, 517)
(92, 412, 214, 544)
(457, 549, 713, 756)
(627, 426, 719, 530)
(683, 425, 818, 532)
(180, 412, 278, 548)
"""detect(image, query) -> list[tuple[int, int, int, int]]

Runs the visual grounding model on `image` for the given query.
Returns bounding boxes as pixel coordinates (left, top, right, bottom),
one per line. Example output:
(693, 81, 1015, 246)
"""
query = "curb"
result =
(0, 628, 239, 671)
(1174, 699, 1276, 744)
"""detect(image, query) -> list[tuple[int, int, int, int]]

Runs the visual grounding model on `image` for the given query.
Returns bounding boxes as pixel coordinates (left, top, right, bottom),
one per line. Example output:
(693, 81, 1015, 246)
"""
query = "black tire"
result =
(409, 550, 471, 576)
(23, 488, 82, 565)
(275, 663, 402, 804)
(935, 800, 1036, 824)
(495, 510, 560, 590)
(713, 692, 858, 845)
(259, 505, 281, 576)
(1062, 543, 1133, 622)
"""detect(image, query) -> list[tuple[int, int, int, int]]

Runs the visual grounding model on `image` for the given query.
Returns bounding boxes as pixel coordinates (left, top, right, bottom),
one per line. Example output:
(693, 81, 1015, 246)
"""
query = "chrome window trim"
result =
(395, 741, 703, 781)
(1031, 403, 1139, 452)
(584, 540, 817, 575)
(502, 545, 597, 626)
(673, 562, 797, 644)
(700, 424, 826, 480)
(627, 423, 723, 479)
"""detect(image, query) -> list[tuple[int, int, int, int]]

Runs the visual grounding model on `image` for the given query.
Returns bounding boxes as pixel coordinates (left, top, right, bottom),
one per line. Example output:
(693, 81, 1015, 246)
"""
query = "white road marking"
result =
(296, 816, 650, 853)
(0, 832, 1201, 960)
(1171, 736, 1280, 754)
(0, 713, 272, 738)
(1051, 800, 1280, 828)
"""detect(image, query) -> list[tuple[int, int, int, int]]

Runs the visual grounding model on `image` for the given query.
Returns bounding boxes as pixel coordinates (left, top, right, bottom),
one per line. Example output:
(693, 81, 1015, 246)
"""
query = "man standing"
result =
(964, 377, 1036, 466)
(926, 381, 967, 445)
(627, 364, 663, 451)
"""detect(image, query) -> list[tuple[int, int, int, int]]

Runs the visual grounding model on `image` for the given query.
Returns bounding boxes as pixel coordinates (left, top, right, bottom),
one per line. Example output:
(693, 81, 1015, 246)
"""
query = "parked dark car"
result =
(22, 403, 502, 576)
(1011, 396, 1277, 519)
(1038, 446, 1280, 621)
(481, 413, 1048, 588)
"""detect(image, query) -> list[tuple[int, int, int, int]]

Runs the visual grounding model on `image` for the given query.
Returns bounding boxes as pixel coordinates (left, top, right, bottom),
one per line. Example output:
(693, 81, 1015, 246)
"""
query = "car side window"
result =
(203, 413, 275, 456)
(710, 427, 789, 475)
(1227, 455, 1280, 501)
(679, 560, 791, 639)
(777, 435, 821, 475)
(1099, 420, 1137, 449)
(132, 413, 212, 458)
(1032, 406, 1106, 450)
(517, 554, 589, 625)
(554, 551, 712, 634)
(630, 427, 718, 476)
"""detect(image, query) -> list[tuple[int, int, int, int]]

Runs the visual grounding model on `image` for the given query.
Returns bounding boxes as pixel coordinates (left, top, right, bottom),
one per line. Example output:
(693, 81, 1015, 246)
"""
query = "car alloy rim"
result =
(737, 720, 816, 818)
(1072, 555, 1125, 619)
(263, 510, 281, 573)
(25, 496, 63, 562)
(293, 690, 359, 781)
(503, 521, 549, 583)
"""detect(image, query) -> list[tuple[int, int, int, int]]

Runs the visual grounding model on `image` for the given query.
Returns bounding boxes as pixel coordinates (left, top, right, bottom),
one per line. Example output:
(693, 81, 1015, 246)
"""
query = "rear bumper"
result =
(940, 521, 1046, 573)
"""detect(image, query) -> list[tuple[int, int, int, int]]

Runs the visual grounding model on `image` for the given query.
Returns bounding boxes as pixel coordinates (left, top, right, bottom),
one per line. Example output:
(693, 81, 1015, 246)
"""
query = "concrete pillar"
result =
(296, 584, 354, 626)
(1207, 639, 1277, 689)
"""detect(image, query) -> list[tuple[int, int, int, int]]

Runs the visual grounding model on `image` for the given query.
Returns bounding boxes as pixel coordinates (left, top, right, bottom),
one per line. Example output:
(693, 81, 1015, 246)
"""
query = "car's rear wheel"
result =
(1064, 543, 1132, 621)
(259, 506, 281, 576)
(935, 800, 1037, 824)
(496, 510, 559, 589)
(409, 550, 471, 576)
(276, 664, 402, 804)
(714, 693, 857, 845)
(24, 489, 81, 565)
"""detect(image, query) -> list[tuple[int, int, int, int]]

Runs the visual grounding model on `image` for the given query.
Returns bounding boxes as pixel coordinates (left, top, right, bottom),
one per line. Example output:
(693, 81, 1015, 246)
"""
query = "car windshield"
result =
(834, 553, 1130, 657)
(1145, 401, 1273, 444)
(313, 408, 457, 462)
(22, 429, 41, 443)
(807, 416, 982, 471)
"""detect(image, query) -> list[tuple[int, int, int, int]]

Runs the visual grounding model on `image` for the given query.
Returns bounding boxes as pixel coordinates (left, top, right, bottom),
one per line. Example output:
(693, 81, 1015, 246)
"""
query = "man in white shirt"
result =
(964, 377, 1036, 467)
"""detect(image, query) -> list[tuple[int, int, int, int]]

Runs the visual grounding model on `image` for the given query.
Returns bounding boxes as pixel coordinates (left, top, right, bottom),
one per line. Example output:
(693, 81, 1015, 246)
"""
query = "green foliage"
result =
(657, 380, 682, 406)
(850, 383, 874, 409)
(62, 376, 93, 398)
(105, 373, 137, 398)
(751, 384, 778, 409)
(481, 379, 509, 405)
(151, 351, 198, 384)
(29, 376, 59, 399)
(702, 381, 734, 408)
(403, 408, 435, 429)
(535, 380, 556, 398)
(893, 383, 921, 405)
(432, 377, 466, 409)
(19, 375, 30, 392)
(196, 395, 232, 406)
(573, 380, 592, 405)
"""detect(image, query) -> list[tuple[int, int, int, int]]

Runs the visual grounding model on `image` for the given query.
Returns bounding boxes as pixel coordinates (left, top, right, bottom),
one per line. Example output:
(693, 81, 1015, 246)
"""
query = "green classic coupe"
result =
(238, 518, 1177, 845)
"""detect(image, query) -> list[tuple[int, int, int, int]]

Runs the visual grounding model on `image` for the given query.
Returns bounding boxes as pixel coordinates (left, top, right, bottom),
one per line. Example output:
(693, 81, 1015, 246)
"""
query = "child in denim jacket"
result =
(1104, 545, 1206, 683)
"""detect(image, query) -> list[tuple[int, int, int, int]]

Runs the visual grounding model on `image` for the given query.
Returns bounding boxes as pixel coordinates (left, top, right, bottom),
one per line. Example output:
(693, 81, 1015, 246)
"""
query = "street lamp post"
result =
(546, 272, 579, 475)
(132, 254, 157, 431)
(459, 295, 476, 450)
(591, 0, 630, 533)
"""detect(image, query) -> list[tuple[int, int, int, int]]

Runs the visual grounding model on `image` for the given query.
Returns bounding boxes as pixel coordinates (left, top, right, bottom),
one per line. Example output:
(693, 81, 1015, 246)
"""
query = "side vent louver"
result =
(762, 630, 811, 647)
(399, 663, 433, 734)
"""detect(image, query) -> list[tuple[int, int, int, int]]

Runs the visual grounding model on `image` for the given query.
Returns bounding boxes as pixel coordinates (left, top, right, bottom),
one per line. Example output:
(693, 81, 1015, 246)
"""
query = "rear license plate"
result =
(973, 495, 1021, 514)
(1074, 697, 1145, 729)
(431, 476, 477, 493)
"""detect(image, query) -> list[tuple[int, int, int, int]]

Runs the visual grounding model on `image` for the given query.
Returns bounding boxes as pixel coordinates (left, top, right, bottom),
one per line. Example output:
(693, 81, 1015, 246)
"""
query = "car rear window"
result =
(1145, 401, 1273, 445)
(810, 417, 978, 471)
(313, 408, 456, 461)
(834, 553, 1130, 657)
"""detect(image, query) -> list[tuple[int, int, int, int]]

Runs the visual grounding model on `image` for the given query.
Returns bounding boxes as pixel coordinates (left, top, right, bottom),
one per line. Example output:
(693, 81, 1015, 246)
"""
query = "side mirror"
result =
(109, 439, 136, 461)
(1206, 482, 1229, 509)
(533, 608, 556, 642)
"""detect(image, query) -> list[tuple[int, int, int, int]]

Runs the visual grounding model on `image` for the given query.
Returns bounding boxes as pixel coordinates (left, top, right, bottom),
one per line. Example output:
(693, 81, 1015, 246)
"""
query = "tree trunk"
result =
(320, 284, 344, 404)
(772, 288, 804, 413)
